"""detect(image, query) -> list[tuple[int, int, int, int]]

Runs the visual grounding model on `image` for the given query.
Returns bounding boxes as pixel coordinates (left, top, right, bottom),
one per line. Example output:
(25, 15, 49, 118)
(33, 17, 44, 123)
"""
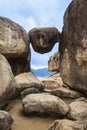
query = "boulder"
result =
(0, 17, 30, 75)
(48, 52, 60, 72)
(22, 93, 69, 117)
(67, 101, 87, 120)
(21, 87, 41, 99)
(15, 72, 43, 96)
(42, 79, 60, 91)
(59, 0, 87, 93)
(0, 53, 16, 109)
(47, 73, 64, 87)
(48, 119, 87, 130)
(8, 47, 31, 76)
(0, 110, 14, 130)
(39, 73, 63, 88)
(28, 27, 60, 53)
(50, 87, 82, 99)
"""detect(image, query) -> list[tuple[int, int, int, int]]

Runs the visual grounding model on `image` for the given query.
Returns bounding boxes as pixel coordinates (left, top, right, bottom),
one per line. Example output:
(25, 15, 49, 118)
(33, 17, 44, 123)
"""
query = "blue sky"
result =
(0, 0, 72, 69)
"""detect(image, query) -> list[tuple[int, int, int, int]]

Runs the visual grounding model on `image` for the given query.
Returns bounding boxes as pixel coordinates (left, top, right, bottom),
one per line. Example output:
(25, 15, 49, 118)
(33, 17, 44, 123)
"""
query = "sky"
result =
(0, 0, 72, 69)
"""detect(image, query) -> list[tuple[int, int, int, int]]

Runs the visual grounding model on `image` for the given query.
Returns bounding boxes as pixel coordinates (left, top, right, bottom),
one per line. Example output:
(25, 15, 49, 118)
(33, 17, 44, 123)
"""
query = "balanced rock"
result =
(15, 72, 43, 96)
(48, 52, 60, 72)
(59, 0, 87, 93)
(68, 101, 87, 120)
(22, 93, 69, 117)
(48, 119, 87, 130)
(0, 17, 30, 75)
(0, 53, 16, 109)
(0, 110, 14, 130)
(29, 27, 60, 53)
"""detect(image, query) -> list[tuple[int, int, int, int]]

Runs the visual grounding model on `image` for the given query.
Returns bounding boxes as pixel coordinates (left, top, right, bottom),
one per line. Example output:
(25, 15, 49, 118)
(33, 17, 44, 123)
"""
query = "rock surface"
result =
(0, 53, 16, 109)
(42, 79, 60, 91)
(68, 101, 87, 120)
(50, 87, 82, 99)
(0, 17, 30, 75)
(59, 0, 87, 93)
(29, 27, 60, 53)
(21, 87, 41, 99)
(15, 72, 43, 96)
(47, 73, 64, 87)
(48, 52, 60, 72)
(22, 93, 69, 117)
(48, 119, 87, 130)
(0, 110, 14, 130)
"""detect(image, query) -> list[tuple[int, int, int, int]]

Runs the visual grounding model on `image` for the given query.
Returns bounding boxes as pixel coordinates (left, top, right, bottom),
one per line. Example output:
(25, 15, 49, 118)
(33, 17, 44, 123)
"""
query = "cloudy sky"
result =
(0, 0, 72, 69)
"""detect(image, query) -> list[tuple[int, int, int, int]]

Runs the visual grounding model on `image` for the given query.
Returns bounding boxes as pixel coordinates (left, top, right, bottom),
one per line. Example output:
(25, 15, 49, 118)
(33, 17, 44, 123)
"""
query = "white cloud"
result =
(31, 65, 48, 70)
(26, 17, 37, 30)
(0, 0, 72, 67)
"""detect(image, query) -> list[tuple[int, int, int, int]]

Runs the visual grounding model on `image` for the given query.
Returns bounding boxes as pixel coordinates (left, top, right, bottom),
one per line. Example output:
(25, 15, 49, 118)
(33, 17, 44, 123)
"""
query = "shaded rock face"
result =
(0, 53, 16, 109)
(0, 110, 14, 130)
(22, 93, 69, 117)
(8, 51, 31, 76)
(59, 0, 87, 93)
(48, 52, 60, 72)
(0, 17, 30, 75)
(48, 119, 87, 130)
(29, 27, 60, 54)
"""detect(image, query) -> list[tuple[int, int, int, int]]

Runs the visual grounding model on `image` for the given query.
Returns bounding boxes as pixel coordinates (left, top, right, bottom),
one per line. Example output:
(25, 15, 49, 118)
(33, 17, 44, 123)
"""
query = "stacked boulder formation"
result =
(0, 0, 87, 130)
(0, 17, 31, 75)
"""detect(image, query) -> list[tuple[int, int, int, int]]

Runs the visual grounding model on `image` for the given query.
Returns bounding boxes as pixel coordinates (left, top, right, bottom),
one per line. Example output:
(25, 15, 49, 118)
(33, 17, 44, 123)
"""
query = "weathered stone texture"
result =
(0, 110, 14, 130)
(48, 52, 60, 72)
(22, 93, 69, 117)
(29, 27, 60, 53)
(15, 72, 43, 97)
(0, 17, 30, 75)
(48, 119, 87, 130)
(59, 0, 87, 93)
(0, 53, 16, 109)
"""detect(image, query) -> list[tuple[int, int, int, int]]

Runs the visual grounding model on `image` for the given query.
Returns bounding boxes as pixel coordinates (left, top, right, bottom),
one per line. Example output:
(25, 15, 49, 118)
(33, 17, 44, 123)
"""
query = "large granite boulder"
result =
(0, 110, 14, 130)
(22, 93, 69, 117)
(48, 119, 87, 130)
(28, 27, 60, 53)
(15, 72, 43, 97)
(0, 53, 16, 109)
(59, 0, 87, 94)
(48, 52, 60, 72)
(68, 101, 87, 120)
(0, 17, 30, 75)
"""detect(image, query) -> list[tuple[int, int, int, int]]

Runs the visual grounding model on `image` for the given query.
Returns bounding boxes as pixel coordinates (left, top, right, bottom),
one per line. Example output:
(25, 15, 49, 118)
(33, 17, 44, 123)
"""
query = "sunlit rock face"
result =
(0, 53, 16, 109)
(48, 119, 87, 130)
(48, 52, 60, 72)
(59, 0, 87, 94)
(28, 27, 60, 54)
(0, 17, 30, 75)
